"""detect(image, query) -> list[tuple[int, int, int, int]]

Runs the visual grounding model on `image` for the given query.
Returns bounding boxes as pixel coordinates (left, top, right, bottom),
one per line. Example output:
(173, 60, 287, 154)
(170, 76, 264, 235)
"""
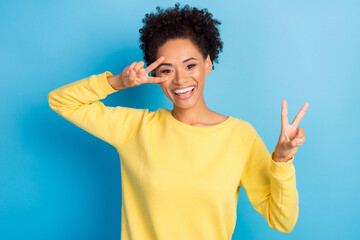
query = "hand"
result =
(120, 56, 169, 88)
(273, 100, 309, 162)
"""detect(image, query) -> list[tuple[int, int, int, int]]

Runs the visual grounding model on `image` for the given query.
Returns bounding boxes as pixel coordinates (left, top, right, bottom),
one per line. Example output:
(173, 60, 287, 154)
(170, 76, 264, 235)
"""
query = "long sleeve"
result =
(240, 123, 299, 233)
(47, 71, 150, 148)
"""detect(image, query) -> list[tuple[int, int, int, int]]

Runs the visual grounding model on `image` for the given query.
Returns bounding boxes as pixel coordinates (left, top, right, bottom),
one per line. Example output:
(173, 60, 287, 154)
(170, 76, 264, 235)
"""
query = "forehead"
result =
(156, 38, 203, 62)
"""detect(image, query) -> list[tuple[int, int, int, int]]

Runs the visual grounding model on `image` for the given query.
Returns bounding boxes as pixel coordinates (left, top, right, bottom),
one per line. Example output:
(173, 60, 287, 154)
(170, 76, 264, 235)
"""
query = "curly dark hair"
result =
(139, 3, 223, 73)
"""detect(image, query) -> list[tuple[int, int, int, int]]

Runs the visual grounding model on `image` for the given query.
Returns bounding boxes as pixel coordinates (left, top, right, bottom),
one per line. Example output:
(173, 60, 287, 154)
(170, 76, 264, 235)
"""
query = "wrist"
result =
(271, 151, 293, 162)
(107, 74, 126, 90)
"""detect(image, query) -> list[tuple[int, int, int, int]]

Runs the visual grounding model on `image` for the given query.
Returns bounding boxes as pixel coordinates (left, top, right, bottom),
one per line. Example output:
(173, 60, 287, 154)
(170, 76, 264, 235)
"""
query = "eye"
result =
(187, 64, 196, 69)
(161, 69, 172, 73)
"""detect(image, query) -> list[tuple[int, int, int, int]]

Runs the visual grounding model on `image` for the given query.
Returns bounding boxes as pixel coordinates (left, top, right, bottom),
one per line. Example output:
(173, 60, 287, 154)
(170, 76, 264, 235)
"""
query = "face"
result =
(153, 38, 212, 110)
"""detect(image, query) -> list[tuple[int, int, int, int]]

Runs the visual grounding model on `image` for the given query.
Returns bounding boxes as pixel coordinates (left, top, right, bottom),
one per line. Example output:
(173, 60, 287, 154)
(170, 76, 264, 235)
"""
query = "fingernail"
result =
(126, 70, 130, 74)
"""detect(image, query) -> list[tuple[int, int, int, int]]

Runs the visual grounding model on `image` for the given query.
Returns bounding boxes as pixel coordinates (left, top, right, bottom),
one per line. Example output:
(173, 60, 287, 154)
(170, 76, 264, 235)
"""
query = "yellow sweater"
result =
(48, 71, 299, 239)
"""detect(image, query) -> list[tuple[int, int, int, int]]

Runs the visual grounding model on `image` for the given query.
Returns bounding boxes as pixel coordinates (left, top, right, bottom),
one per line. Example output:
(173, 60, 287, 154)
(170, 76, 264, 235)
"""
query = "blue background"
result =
(1, 0, 359, 239)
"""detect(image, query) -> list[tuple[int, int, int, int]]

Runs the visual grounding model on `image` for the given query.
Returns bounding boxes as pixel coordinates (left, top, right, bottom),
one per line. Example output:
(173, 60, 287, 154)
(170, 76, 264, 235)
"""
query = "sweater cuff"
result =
(270, 152, 295, 178)
(90, 71, 118, 98)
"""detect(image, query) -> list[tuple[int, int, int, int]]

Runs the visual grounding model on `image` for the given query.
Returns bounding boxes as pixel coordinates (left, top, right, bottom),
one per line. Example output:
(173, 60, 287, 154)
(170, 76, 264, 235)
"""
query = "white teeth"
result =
(173, 86, 194, 94)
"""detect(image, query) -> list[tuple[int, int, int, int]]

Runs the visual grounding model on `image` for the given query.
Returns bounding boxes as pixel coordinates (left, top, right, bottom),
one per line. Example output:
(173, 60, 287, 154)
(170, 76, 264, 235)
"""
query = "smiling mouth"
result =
(172, 86, 195, 99)
(173, 87, 194, 95)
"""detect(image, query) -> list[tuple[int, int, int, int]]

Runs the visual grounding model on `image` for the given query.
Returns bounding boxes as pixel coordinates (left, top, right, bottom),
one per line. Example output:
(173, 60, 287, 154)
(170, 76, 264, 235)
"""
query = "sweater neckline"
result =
(163, 108, 234, 133)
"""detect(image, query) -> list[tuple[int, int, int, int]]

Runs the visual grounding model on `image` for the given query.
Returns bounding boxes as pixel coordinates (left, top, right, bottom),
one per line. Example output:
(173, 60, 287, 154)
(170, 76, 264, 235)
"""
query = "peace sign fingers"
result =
(146, 75, 169, 84)
(145, 56, 166, 74)
(274, 100, 309, 162)
(291, 102, 310, 128)
(141, 56, 168, 84)
(281, 99, 289, 129)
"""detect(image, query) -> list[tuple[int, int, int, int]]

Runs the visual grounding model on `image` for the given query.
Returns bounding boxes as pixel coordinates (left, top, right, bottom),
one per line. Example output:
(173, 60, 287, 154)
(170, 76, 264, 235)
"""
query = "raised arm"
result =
(240, 122, 299, 233)
(47, 71, 146, 147)
(47, 57, 169, 148)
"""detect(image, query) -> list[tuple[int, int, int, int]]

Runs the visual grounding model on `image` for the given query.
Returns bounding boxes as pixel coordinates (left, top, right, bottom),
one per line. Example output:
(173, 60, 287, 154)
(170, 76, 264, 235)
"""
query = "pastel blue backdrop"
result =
(1, 0, 359, 239)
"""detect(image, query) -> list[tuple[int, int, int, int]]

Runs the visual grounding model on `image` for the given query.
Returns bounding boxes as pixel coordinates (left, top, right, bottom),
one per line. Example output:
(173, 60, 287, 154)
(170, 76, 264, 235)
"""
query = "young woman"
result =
(48, 3, 309, 239)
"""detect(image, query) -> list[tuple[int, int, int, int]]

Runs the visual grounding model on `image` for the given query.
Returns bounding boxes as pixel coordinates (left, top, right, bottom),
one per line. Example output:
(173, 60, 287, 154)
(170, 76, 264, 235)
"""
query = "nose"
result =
(174, 69, 188, 85)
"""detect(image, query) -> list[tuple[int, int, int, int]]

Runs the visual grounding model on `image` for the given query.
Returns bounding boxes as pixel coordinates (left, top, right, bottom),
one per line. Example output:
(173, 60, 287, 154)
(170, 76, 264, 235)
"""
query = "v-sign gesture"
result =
(108, 56, 169, 90)
(273, 100, 310, 162)
(122, 56, 169, 88)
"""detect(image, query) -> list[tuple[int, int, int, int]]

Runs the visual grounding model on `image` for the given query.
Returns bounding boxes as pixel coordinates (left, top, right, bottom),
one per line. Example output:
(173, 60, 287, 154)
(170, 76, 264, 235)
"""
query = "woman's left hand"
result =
(272, 100, 310, 162)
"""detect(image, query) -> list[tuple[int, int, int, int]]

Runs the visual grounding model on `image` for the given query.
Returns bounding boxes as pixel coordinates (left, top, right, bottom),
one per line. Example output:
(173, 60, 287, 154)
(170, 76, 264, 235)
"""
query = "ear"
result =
(205, 54, 212, 76)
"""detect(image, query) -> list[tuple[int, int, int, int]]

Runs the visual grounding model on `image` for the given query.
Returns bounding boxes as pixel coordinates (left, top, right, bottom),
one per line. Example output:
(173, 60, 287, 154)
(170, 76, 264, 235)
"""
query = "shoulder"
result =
(229, 117, 260, 145)
(143, 108, 169, 125)
(228, 118, 263, 155)
(230, 117, 257, 135)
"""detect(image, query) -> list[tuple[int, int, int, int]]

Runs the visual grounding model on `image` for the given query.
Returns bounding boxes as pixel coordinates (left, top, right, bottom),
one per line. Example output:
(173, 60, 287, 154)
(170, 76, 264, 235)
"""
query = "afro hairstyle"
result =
(139, 2, 223, 74)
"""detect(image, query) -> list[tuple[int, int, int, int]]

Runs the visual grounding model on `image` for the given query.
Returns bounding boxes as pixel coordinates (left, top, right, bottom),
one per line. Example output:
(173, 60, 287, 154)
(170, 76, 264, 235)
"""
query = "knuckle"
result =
(129, 62, 137, 69)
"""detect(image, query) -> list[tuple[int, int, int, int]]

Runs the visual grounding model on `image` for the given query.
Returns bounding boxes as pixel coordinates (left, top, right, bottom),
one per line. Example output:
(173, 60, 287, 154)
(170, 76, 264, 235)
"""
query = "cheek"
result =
(194, 70, 206, 84)
(194, 67, 206, 77)
(159, 82, 171, 93)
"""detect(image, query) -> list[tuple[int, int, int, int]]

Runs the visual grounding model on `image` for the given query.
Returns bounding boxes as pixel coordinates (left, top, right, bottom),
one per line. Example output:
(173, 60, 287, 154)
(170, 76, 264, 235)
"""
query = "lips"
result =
(172, 86, 195, 100)
(172, 85, 195, 92)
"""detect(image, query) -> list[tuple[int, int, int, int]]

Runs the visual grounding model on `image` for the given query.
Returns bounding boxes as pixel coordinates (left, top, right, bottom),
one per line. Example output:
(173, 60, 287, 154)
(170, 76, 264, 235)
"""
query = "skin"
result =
(273, 100, 309, 162)
(107, 38, 226, 126)
(107, 38, 309, 162)
(153, 38, 228, 126)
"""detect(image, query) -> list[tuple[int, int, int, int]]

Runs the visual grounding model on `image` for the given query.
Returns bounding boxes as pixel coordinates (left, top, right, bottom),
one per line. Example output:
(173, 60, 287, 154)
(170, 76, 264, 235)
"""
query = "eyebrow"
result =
(157, 57, 198, 68)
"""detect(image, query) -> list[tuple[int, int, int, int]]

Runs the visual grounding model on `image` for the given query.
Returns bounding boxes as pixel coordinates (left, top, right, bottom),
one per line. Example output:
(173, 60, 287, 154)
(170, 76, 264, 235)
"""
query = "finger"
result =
(128, 62, 138, 71)
(296, 127, 305, 139)
(147, 76, 169, 84)
(290, 136, 305, 147)
(128, 69, 135, 81)
(281, 99, 289, 129)
(134, 61, 145, 72)
(290, 128, 306, 146)
(145, 56, 165, 74)
(124, 66, 133, 75)
(292, 102, 310, 128)
(283, 131, 290, 142)
(123, 66, 130, 74)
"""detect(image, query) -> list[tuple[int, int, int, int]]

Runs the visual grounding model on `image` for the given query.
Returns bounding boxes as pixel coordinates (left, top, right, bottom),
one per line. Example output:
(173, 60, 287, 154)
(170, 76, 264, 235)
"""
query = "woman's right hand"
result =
(115, 56, 168, 90)
(107, 56, 168, 90)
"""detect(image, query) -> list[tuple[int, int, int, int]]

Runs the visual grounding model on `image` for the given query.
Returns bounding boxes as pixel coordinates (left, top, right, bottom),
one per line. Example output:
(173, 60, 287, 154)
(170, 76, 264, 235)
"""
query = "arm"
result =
(47, 71, 149, 148)
(240, 123, 299, 233)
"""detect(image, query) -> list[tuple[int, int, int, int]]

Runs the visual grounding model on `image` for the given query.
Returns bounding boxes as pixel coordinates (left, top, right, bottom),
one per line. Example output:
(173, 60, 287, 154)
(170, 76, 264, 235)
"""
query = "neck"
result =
(171, 95, 213, 125)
